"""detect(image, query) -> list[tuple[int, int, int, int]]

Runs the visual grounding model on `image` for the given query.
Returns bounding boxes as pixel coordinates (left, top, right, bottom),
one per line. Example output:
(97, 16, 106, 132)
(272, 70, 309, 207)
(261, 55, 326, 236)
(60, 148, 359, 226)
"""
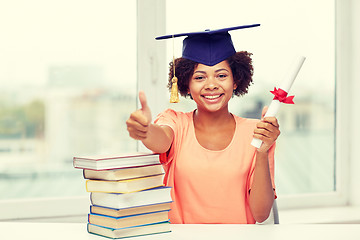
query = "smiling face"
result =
(188, 60, 236, 113)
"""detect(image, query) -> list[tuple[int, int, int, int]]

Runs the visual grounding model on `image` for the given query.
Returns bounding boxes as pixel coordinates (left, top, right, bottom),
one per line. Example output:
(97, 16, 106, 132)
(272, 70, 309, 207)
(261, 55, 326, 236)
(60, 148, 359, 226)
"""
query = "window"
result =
(163, 0, 338, 206)
(0, 0, 345, 220)
(0, 0, 137, 218)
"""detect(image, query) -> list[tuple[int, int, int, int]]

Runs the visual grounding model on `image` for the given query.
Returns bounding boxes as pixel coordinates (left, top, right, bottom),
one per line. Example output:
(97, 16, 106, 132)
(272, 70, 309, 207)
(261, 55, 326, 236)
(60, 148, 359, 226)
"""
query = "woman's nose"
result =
(204, 78, 218, 90)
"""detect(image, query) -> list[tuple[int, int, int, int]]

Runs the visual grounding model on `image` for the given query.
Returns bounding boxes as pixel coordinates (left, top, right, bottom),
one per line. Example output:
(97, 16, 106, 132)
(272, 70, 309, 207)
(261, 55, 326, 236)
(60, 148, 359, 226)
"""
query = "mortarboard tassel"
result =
(170, 75, 179, 103)
(170, 35, 179, 103)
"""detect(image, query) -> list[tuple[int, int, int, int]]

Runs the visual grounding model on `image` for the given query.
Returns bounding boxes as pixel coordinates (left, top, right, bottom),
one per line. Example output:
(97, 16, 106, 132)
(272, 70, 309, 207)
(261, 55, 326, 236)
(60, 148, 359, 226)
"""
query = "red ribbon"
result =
(270, 87, 295, 104)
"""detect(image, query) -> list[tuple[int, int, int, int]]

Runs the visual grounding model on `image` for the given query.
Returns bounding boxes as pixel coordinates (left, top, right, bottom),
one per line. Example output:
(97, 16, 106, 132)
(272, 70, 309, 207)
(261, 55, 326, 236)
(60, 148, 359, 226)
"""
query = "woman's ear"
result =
(233, 83, 237, 90)
(187, 89, 193, 99)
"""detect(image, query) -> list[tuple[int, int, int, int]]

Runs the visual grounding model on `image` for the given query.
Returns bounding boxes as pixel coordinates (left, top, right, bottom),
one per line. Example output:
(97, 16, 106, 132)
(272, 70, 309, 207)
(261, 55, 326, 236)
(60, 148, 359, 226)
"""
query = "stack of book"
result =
(73, 152, 172, 239)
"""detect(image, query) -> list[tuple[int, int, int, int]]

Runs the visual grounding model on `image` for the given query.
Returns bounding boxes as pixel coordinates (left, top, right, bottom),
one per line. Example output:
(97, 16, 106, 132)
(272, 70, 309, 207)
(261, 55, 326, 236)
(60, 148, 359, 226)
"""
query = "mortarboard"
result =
(155, 24, 260, 66)
(155, 24, 260, 103)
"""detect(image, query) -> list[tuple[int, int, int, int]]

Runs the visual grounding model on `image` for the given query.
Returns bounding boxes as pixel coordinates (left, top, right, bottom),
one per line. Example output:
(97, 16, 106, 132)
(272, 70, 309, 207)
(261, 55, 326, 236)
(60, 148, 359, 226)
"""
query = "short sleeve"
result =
(154, 109, 178, 131)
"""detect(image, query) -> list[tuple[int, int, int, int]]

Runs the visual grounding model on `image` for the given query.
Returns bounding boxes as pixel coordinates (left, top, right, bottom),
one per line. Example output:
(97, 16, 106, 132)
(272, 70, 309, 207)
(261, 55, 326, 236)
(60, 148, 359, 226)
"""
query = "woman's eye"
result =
(194, 76, 205, 81)
(218, 74, 227, 79)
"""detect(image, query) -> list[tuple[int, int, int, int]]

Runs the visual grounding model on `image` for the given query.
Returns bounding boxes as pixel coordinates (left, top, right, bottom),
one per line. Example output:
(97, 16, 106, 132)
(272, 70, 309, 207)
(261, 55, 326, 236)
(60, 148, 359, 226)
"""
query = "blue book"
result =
(87, 221, 171, 239)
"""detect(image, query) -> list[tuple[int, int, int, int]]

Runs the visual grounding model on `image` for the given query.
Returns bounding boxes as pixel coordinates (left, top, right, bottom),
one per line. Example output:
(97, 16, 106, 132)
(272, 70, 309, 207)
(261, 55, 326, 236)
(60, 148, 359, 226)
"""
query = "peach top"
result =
(155, 109, 276, 224)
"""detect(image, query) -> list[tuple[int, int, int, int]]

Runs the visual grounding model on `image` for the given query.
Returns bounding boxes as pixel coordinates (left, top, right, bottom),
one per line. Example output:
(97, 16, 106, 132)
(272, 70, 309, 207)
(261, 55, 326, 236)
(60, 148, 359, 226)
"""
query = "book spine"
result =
(86, 223, 91, 234)
(90, 192, 94, 206)
(85, 180, 90, 192)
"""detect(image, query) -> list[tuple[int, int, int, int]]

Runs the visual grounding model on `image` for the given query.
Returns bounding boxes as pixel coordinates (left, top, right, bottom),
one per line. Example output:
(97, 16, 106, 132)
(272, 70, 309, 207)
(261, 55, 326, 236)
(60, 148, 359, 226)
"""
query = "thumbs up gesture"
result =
(126, 91, 152, 140)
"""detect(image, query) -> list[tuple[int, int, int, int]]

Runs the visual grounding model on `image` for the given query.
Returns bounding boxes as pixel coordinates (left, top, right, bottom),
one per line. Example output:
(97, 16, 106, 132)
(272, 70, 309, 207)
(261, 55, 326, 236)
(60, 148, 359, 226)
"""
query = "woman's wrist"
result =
(256, 148, 269, 155)
(255, 150, 269, 163)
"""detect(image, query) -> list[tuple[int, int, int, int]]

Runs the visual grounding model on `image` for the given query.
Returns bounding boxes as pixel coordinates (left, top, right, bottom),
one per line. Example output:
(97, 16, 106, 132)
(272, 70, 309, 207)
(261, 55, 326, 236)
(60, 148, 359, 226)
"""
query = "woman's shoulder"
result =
(155, 108, 193, 123)
(233, 114, 260, 127)
(159, 108, 192, 116)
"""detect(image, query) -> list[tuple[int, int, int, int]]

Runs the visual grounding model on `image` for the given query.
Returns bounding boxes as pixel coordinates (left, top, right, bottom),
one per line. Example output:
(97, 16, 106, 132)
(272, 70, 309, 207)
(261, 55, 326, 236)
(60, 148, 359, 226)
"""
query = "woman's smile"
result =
(201, 93, 225, 103)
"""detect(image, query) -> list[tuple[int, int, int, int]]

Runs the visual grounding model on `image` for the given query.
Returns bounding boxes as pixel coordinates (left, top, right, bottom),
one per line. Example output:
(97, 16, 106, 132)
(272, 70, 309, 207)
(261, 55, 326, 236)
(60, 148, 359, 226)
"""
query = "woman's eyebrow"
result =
(215, 68, 230, 73)
(194, 68, 230, 74)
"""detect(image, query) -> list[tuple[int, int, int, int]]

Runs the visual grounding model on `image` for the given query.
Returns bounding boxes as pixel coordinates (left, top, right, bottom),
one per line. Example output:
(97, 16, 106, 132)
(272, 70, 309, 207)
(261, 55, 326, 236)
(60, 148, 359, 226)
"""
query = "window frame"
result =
(0, 0, 165, 221)
(275, 0, 351, 210)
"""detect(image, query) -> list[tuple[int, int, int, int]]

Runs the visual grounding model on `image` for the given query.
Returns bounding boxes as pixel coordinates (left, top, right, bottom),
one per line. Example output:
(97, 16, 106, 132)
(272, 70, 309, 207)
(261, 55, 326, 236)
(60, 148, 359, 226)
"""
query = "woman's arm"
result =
(249, 151, 275, 223)
(249, 113, 280, 223)
(142, 124, 174, 153)
(126, 91, 174, 153)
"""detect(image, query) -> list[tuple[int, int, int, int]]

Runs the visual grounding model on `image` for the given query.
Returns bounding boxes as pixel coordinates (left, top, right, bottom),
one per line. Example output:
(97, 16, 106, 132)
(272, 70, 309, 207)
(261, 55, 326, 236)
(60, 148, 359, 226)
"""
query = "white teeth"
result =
(204, 94, 221, 99)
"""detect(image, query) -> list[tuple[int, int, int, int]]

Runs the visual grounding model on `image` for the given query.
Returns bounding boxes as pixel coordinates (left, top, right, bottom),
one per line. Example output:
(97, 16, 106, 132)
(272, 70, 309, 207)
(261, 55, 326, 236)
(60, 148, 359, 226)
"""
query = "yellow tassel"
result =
(170, 35, 179, 103)
(170, 76, 180, 103)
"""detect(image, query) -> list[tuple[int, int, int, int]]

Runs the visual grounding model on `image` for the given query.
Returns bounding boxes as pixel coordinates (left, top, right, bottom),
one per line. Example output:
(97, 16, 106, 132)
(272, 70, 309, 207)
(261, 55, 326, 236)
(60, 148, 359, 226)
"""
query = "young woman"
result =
(126, 25, 280, 224)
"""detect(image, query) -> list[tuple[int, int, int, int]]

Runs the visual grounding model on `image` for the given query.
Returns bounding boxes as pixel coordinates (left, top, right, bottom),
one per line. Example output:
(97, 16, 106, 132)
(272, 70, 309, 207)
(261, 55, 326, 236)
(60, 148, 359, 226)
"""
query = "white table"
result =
(0, 222, 359, 240)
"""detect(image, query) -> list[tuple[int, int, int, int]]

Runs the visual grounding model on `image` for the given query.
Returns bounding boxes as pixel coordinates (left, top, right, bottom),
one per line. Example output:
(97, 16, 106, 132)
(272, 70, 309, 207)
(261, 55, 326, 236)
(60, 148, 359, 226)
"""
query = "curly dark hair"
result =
(167, 51, 254, 98)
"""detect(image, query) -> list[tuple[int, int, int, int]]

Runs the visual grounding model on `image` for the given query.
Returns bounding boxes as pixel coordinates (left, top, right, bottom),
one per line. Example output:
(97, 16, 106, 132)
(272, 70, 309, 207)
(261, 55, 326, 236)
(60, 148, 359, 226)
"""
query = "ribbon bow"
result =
(270, 87, 295, 104)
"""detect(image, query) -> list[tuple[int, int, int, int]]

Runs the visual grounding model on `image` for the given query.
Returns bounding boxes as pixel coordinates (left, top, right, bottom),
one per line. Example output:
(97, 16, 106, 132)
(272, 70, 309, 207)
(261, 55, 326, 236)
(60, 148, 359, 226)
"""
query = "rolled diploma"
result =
(251, 56, 306, 148)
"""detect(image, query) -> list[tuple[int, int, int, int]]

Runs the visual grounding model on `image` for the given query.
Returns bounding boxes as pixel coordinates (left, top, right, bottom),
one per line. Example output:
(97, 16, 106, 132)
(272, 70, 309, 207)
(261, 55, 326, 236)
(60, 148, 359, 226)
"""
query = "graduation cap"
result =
(155, 24, 260, 103)
(155, 24, 260, 66)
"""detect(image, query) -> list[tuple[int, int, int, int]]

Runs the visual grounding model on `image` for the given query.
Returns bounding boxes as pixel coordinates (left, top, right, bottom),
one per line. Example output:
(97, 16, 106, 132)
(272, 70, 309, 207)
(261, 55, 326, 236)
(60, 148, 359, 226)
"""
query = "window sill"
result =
(279, 206, 360, 224)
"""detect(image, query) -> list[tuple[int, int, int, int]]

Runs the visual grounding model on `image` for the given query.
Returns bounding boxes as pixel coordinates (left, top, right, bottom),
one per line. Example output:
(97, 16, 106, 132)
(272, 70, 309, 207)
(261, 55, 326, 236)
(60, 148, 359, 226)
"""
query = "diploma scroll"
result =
(251, 56, 306, 149)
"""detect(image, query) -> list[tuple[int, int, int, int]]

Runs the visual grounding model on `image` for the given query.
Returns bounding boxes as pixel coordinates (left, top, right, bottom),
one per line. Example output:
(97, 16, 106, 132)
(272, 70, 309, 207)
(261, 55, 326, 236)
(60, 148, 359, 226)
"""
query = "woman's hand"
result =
(126, 91, 152, 140)
(253, 106, 280, 153)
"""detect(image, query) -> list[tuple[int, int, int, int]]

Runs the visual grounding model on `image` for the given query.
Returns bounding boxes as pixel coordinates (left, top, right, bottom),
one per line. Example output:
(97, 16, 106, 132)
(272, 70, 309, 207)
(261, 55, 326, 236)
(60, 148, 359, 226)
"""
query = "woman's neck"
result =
(193, 107, 233, 129)
(192, 107, 236, 151)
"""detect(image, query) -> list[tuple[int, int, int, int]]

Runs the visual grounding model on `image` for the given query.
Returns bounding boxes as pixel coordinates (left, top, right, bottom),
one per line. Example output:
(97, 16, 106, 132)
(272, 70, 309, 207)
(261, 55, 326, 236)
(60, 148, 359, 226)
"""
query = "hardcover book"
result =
(83, 164, 164, 181)
(87, 221, 171, 239)
(90, 202, 172, 218)
(90, 186, 172, 209)
(88, 210, 170, 229)
(85, 174, 164, 193)
(73, 152, 160, 170)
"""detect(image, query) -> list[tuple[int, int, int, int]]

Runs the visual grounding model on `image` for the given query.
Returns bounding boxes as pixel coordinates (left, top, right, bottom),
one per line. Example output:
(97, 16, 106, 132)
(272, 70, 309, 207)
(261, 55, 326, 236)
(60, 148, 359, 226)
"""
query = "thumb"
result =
(139, 90, 148, 111)
(138, 90, 152, 123)
(261, 106, 268, 119)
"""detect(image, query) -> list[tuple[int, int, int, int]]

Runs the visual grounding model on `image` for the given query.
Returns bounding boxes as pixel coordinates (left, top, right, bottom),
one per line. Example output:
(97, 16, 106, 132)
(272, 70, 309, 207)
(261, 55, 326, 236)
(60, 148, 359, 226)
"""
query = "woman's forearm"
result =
(249, 151, 275, 223)
(141, 124, 173, 153)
